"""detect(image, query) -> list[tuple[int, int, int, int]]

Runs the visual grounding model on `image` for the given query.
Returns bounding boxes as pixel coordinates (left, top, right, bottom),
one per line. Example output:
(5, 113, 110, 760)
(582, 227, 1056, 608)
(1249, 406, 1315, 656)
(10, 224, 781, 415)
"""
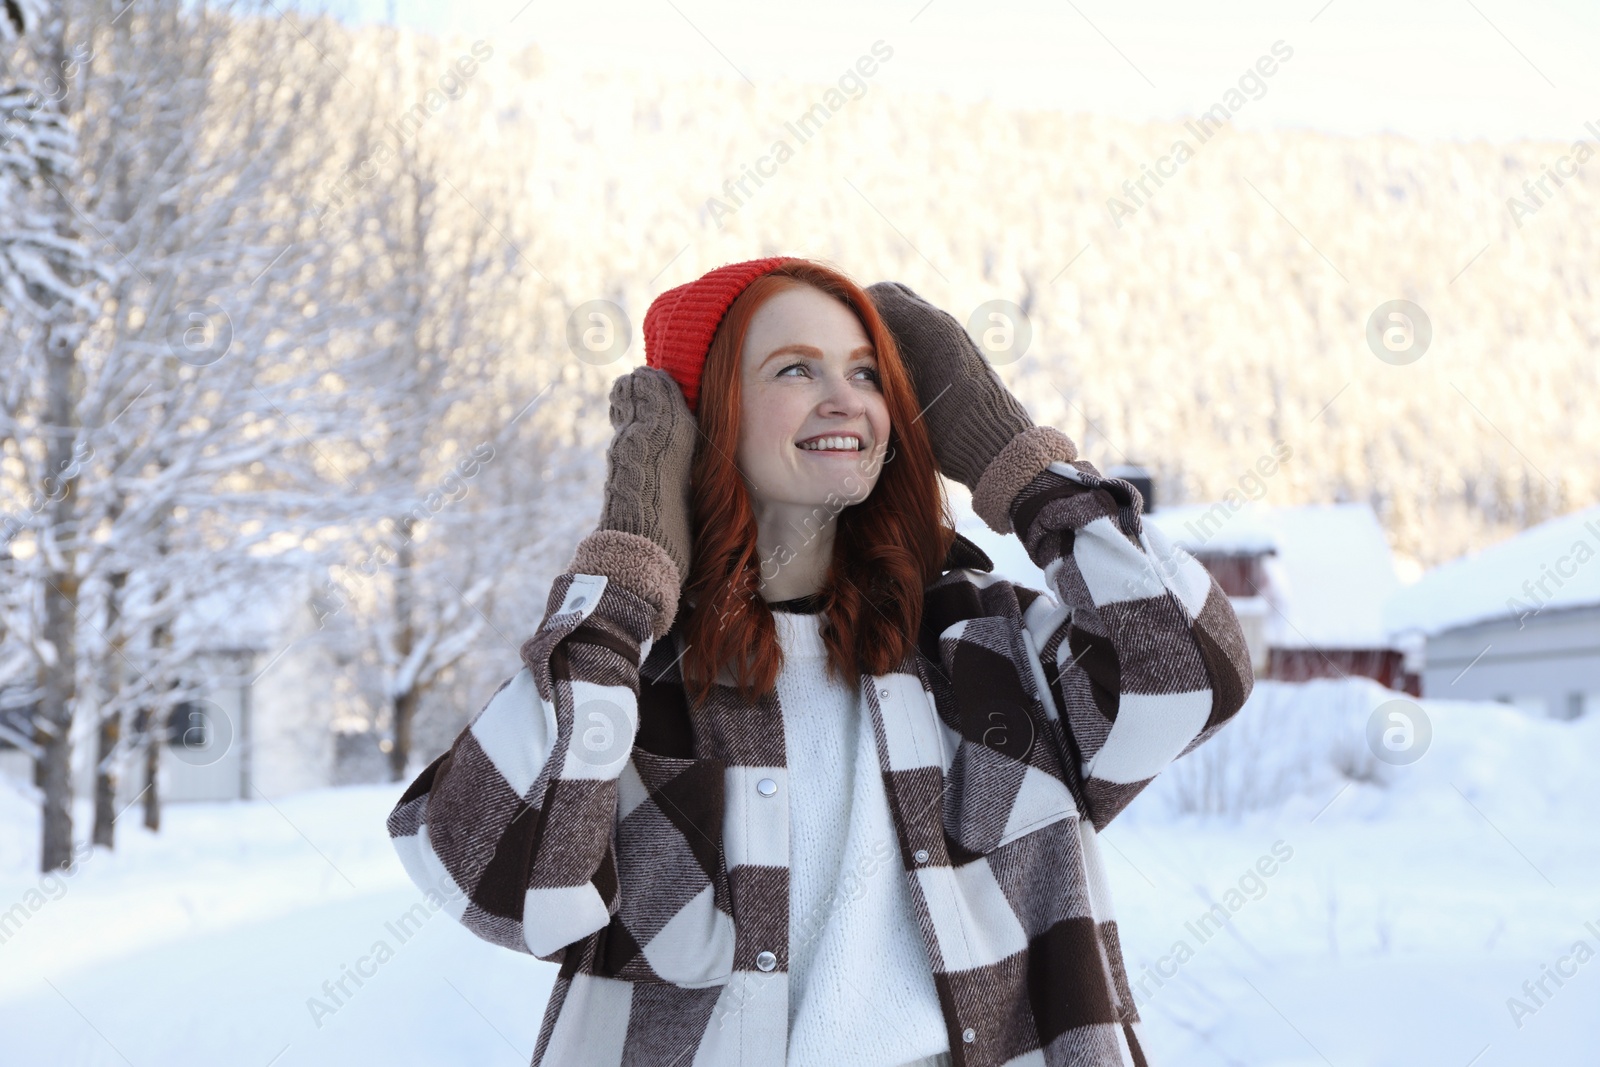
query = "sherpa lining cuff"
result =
(970, 425, 1080, 534)
(569, 529, 681, 639)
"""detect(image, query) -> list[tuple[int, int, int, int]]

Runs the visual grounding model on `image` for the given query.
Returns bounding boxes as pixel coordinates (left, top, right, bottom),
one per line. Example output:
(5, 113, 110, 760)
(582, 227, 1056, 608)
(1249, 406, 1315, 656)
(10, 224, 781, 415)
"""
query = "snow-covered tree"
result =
(306, 89, 562, 780)
(0, 0, 116, 872)
(1, 0, 364, 867)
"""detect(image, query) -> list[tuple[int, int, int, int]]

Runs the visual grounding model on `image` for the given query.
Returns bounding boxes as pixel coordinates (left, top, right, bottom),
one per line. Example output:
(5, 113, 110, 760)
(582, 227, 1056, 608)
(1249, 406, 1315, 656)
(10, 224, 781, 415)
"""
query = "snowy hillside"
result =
(3, 679, 1597, 1066)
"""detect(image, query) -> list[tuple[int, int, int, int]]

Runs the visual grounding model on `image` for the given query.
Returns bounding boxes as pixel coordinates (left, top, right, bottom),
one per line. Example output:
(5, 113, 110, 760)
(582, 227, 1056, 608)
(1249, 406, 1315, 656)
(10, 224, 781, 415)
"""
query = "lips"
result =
(796, 433, 864, 452)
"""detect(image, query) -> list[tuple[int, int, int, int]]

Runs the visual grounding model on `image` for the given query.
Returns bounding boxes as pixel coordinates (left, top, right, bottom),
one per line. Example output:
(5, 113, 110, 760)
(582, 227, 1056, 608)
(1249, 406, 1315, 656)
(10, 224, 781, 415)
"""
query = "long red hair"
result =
(679, 260, 955, 707)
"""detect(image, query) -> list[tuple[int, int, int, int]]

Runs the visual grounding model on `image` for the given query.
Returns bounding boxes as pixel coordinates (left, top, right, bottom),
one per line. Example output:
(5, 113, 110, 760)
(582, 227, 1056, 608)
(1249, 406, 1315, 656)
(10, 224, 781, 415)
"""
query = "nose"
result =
(818, 367, 865, 418)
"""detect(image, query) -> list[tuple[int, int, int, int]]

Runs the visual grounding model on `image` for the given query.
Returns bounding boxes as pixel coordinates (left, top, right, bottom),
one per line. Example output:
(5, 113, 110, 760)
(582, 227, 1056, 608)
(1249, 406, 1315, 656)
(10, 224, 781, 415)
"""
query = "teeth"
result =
(799, 436, 861, 451)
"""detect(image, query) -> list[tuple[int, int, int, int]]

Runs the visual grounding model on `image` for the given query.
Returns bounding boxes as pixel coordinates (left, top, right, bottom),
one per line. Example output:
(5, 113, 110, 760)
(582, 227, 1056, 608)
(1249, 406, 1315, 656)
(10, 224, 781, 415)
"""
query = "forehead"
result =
(740, 285, 873, 369)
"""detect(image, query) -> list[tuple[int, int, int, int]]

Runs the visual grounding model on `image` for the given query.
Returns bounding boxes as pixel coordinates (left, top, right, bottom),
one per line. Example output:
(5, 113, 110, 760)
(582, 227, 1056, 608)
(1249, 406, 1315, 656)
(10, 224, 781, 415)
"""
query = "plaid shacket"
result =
(387, 436, 1255, 1067)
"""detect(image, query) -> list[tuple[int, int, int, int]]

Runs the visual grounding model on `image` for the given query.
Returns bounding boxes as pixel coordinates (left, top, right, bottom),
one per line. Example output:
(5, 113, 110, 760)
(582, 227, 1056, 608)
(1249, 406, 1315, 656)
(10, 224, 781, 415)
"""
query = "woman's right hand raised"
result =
(390, 365, 700, 967)
(596, 365, 698, 594)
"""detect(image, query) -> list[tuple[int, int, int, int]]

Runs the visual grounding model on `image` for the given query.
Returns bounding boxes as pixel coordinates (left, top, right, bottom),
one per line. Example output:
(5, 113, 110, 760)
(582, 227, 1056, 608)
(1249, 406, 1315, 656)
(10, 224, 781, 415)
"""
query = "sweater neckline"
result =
(772, 608, 830, 658)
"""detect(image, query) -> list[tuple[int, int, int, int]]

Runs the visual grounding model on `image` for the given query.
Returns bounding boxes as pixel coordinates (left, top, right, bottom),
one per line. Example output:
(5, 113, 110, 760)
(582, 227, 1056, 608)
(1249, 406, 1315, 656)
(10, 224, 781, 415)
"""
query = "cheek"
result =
(870, 397, 892, 445)
(738, 395, 793, 462)
(734, 424, 771, 479)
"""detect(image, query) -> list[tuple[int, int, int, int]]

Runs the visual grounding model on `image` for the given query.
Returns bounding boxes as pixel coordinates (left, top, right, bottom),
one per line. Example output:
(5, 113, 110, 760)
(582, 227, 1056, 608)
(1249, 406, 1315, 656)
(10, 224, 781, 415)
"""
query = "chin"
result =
(813, 478, 876, 506)
(761, 481, 871, 511)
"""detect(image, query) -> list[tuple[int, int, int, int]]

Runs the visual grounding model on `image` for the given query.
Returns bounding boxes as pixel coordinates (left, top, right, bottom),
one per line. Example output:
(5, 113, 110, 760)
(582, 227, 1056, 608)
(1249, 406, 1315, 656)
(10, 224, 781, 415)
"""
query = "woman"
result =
(387, 257, 1255, 1066)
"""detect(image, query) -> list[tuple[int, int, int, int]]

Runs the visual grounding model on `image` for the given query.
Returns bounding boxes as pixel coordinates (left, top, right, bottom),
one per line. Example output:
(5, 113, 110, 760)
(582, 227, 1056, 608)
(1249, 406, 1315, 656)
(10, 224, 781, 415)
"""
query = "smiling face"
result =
(734, 283, 892, 515)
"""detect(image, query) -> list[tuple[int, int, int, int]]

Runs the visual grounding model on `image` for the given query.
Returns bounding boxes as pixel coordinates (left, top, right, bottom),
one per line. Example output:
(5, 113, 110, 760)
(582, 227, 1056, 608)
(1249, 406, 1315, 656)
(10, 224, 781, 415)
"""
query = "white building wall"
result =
(250, 635, 337, 798)
(161, 666, 250, 803)
(1419, 604, 1600, 718)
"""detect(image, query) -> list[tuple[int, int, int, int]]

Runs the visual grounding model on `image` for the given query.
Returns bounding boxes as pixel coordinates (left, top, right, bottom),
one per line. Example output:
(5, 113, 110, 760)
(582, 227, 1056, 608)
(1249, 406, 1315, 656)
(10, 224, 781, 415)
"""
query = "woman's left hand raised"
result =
(866, 280, 1045, 492)
(868, 281, 1090, 534)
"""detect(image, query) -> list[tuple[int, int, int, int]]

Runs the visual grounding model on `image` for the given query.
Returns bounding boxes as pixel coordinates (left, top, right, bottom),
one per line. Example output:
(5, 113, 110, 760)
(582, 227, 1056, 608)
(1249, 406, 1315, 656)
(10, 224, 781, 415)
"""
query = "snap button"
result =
(879, 686, 890, 698)
(962, 1027, 976, 1043)
(570, 595, 586, 610)
(756, 950, 777, 971)
(914, 848, 929, 863)
(757, 777, 777, 797)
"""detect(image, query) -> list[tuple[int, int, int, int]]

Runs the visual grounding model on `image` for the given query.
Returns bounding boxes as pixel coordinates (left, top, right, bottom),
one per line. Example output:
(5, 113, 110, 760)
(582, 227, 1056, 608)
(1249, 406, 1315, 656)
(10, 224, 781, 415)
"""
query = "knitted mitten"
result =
(867, 281, 1081, 534)
(595, 366, 698, 589)
(865, 280, 1037, 490)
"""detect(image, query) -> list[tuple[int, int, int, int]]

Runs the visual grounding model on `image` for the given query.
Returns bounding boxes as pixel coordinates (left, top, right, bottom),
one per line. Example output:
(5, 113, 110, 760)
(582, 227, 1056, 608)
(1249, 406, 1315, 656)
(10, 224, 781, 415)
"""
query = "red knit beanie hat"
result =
(643, 255, 797, 414)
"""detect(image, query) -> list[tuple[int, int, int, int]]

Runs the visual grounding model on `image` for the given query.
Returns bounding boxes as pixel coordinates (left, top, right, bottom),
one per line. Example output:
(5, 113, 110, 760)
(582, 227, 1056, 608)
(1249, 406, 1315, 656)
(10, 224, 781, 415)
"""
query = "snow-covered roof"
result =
(1147, 501, 1402, 650)
(1138, 502, 1281, 556)
(1384, 505, 1600, 637)
(170, 565, 315, 652)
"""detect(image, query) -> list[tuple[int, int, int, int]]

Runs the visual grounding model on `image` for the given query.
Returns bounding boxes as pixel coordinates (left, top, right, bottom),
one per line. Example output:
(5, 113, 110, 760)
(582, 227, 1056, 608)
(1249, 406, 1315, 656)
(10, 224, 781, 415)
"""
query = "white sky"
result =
(311, 0, 1600, 143)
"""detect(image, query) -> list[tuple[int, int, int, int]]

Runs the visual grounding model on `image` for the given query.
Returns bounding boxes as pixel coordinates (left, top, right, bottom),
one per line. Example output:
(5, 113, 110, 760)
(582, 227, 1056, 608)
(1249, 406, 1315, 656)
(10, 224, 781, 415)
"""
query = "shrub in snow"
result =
(1154, 678, 1402, 817)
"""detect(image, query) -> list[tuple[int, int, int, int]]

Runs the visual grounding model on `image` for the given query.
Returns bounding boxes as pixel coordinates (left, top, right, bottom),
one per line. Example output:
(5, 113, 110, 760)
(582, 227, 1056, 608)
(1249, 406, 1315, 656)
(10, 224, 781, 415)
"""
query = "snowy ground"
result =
(3, 680, 1598, 1067)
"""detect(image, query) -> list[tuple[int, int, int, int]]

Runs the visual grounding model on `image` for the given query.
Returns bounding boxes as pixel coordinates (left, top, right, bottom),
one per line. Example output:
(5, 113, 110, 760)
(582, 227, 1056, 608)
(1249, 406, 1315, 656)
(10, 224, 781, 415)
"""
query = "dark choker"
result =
(768, 591, 826, 615)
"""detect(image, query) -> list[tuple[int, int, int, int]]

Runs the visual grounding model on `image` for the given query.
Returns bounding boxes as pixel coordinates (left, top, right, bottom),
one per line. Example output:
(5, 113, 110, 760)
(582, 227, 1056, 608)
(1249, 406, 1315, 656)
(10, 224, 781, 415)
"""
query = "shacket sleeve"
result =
(384, 528, 678, 962)
(970, 425, 1256, 831)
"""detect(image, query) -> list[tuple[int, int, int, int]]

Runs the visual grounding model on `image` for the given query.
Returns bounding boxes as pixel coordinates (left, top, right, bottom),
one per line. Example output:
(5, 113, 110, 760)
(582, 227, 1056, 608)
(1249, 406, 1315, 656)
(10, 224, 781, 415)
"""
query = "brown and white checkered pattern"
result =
(387, 453, 1254, 1066)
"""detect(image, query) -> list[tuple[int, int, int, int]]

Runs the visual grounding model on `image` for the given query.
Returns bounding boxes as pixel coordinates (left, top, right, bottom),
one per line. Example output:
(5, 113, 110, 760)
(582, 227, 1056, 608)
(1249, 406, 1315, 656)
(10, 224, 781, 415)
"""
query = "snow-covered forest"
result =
(2, 1, 1597, 1062)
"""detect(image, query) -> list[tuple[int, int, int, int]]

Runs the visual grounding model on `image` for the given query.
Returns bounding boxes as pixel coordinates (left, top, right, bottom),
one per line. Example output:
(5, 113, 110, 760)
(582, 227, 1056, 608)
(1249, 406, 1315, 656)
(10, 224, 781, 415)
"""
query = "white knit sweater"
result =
(771, 605, 951, 1067)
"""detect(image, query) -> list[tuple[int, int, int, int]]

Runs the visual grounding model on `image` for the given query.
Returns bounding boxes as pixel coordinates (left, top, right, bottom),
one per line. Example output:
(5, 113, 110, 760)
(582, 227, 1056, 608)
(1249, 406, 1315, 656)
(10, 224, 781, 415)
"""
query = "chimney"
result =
(1106, 464, 1155, 512)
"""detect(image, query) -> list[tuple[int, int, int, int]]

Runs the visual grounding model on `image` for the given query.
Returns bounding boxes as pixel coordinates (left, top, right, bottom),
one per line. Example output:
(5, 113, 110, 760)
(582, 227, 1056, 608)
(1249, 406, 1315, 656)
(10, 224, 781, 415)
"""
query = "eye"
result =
(855, 366, 880, 383)
(777, 362, 809, 377)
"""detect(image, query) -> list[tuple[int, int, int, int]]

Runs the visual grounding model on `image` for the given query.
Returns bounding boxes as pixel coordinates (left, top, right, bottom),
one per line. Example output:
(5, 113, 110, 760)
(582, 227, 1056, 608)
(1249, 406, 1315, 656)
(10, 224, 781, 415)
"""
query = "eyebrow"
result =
(758, 343, 877, 368)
